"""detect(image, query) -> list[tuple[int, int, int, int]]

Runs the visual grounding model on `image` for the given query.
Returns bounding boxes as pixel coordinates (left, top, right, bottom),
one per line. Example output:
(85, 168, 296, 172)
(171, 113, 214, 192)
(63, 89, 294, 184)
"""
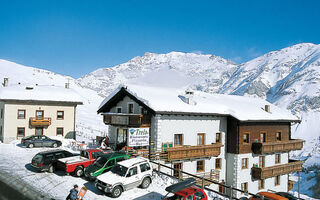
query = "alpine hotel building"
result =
(98, 85, 304, 198)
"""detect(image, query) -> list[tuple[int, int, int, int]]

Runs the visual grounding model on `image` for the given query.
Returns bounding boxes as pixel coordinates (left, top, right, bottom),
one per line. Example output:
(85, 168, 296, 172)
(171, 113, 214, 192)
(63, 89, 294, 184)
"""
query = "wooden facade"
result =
(29, 117, 51, 126)
(167, 143, 223, 161)
(251, 160, 303, 180)
(226, 117, 299, 154)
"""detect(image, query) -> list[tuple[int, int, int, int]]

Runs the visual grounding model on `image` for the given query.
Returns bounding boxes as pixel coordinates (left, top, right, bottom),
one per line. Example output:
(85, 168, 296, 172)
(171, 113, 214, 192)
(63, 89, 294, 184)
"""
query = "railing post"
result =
(178, 170, 182, 181)
(158, 161, 160, 176)
(201, 176, 205, 189)
(229, 185, 233, 200)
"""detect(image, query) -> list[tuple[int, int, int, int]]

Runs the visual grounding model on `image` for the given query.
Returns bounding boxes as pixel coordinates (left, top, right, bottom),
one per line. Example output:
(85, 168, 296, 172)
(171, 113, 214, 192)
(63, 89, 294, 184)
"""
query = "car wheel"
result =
(141, 177, 151, 189)
(52, 143, 58, 148)
(111, 186, 122, 198)
(75, 167, 84, 177)
(48, 165, 54, 173)
(28, 143, 34, 148)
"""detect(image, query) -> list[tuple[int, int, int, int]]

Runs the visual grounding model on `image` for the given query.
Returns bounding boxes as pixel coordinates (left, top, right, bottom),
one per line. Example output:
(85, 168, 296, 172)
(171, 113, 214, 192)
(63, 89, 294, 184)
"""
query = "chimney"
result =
(185, 89, 194, 104)
(65, 83, 70, 89)
(265, 105, 270, 113)
(3, 78, 8, 87)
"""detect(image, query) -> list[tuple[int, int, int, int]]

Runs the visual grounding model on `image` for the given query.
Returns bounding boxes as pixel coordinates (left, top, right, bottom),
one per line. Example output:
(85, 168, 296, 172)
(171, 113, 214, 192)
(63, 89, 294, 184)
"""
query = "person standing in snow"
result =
(100, 136, 109, 149)
(66, 184, 79, 200)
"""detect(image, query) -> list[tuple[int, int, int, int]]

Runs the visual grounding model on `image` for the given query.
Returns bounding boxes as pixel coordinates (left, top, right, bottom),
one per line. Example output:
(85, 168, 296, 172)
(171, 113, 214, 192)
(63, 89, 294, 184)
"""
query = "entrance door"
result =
(173, 163, 183, 178)
(116, 128, 127, 150)
(35, 127, 43, 136)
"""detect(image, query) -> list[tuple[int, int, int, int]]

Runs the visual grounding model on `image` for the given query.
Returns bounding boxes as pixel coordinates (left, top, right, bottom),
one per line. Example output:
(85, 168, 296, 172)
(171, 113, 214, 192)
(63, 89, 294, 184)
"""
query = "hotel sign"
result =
(128, 128, 149, 147)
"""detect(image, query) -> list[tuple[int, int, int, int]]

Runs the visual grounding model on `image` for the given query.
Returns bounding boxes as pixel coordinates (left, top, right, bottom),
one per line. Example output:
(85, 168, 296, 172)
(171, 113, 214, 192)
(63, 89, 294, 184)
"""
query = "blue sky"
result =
(0, 0, 319, 78)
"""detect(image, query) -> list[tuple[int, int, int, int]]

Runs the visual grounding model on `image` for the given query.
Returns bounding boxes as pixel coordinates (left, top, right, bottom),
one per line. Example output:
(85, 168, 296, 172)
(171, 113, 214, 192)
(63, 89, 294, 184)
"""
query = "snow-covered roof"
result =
(0, 84, 83, 104)
(99, 84, 300, 122)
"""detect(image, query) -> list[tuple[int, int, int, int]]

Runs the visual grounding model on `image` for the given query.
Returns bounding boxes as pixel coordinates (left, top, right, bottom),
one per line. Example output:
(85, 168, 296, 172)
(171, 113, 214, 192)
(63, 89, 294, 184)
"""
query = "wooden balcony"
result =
(252, 139, 304, 154)
(29, 117, 51, 126)
(251, 160, 303, 180)
(103, 113, 151, 127)
(166, 143, 223, 161)
(183, 169, 220, 186)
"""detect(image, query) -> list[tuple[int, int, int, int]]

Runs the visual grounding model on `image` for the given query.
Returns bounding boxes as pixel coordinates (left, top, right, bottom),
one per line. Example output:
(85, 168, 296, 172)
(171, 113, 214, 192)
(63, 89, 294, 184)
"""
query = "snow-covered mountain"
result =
(78, 43, 320, 166)
(0, 59, 106, 141)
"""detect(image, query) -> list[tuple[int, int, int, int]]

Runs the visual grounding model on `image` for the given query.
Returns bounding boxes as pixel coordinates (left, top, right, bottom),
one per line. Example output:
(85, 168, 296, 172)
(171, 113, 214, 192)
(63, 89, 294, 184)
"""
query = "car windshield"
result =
(111, 164, 128, 177)
(94, 156, 108, 168)
(32, 154, 43, 163)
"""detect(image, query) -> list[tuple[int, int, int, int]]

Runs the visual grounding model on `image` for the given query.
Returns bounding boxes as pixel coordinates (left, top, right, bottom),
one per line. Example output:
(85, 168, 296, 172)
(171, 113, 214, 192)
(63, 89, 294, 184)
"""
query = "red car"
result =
(164, 178, 208, 200)
(57, 149, 105, 177)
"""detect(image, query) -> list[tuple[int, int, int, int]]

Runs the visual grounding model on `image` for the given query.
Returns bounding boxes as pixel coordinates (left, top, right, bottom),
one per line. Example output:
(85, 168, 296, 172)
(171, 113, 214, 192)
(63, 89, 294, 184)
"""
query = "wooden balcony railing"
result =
(29, 117, 51, 126)
(103, 113, 151, 127)
(183, 169, 220, 186)
(252, 139, 304, 154)
(251, 160, 303, 180)
(166, 143, 223, 161)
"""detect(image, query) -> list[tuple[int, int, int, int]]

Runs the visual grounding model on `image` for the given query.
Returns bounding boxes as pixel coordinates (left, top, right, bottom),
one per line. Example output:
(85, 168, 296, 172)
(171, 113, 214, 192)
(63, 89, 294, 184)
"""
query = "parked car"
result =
(21, 135, 62, 148)
(57, 149, 105, 177)
(31, 149, 74, 172)
(250, 192, 288, 200)
(84, 152, 129, 180)
(164, 178, 208, 200)
(275, 192, 298, 200)
(95, 157, 153, 198)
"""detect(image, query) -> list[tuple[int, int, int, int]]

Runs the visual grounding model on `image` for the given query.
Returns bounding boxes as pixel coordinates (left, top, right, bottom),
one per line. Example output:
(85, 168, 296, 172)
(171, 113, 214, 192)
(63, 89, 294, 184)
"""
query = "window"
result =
(106, 159, 115, 167)
(195, 191, 205, 200)
(116, 156, 125, 163)
(186, 195, 194, 200)
(174, 134, 183, 146)
(215, 158, 221, 169)
(128, 103, 134, 114)
(197, 160, 204, 172)
(17, 109, 25, 119)
(243, 133, 250, 143)
(216, 132, 221, 143)
(36, 110, 44, 119)
(173, 163, 182, 178)
(140, 163, 151, 172)
(241, 158, 248, 169)
(260, 132, 266, 143)
(275, 154, 281, 164)
(17, 127, 25, 138)
(56, 128, 63, 136)
(141, 107, 147, 114)
(241, 182, 248, 193)
(127, 167, 137, 177)
(259, 156, 265, 168)
(116, 107, 122, 113)
(276, 132, 282, 141)
(0, 108, 3, 119)
(57, 111, 64, 120)
(258, 179, 265, 190)
(197, 133, 205, 145)
(275, 175, 280, 186)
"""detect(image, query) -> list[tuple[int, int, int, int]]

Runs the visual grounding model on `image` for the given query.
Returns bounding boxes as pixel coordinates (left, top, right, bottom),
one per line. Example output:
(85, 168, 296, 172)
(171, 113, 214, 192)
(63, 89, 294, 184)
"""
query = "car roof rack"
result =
(165, 178, 197, 193)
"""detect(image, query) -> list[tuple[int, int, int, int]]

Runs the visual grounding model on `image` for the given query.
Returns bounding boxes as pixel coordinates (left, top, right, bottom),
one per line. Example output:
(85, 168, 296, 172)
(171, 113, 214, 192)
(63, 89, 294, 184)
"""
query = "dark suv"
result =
(22, 135, 62, 148)
(31, 150, 74, 172)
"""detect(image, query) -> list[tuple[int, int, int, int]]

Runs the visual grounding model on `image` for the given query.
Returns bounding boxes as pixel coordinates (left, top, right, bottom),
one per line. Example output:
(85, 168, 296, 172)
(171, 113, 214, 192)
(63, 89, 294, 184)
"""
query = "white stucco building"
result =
(0, 78, 83, 143)
(98, 85, 304, 198)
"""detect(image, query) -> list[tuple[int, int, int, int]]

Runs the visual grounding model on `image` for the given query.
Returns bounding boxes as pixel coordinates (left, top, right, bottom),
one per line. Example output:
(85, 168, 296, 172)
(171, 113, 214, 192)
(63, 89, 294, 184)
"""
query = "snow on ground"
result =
(0, 140, 228, 200)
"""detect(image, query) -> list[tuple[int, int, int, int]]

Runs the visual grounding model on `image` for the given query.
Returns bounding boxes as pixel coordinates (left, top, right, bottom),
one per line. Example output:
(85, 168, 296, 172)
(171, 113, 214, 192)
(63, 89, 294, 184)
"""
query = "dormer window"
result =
(128, 103, 134, 114)
(116, 107, 122, 113)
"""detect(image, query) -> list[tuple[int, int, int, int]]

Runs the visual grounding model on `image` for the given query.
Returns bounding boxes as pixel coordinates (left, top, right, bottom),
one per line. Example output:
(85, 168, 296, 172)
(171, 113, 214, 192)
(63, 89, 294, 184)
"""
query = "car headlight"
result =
(106, 183, 112, 187)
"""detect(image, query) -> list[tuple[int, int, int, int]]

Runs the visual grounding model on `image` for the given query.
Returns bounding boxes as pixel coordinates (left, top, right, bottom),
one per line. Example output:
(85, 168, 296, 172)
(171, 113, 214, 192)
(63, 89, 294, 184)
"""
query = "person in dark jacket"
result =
(66, 185, 79, 200)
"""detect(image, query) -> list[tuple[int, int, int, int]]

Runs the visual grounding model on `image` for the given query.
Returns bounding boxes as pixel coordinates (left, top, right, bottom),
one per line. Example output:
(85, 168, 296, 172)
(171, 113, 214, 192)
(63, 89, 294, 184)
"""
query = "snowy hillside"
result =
(78, 43, 320, 167)
(0, 59, 106, 141)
